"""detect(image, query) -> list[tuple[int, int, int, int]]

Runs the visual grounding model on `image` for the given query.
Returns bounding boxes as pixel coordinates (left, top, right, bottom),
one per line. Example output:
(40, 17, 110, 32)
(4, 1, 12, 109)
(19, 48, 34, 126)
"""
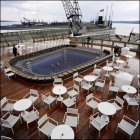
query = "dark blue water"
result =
(31, 49, 98, 75)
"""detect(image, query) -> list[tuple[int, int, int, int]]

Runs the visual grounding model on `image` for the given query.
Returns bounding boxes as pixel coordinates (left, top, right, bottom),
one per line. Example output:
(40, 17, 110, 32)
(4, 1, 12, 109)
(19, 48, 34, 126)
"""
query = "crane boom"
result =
(62, 0, 86, 36)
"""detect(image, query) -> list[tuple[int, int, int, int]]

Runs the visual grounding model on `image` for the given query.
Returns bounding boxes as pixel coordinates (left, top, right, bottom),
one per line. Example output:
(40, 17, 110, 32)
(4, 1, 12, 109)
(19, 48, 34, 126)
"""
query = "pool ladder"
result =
(52, 63, 60, 73)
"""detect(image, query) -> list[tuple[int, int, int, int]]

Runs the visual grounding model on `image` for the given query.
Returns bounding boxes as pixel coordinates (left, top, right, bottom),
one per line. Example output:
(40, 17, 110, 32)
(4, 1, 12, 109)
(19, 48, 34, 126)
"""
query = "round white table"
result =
(84, 75, 96, 82)
(51, 125, 74, 139)
(121, 85, 137, 95)
(98, 102, 116, 121)
(125, 55, 133, 59)
(13, 99, 32, 112)
(103, 66, 113, 76)
(116, 59, 125, 65)
(52, 85, 67, 101)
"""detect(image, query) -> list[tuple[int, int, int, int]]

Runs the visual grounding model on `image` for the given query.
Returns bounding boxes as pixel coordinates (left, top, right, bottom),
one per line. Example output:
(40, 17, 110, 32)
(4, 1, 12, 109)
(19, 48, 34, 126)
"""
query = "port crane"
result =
(61, 0, 86, 36)
(128, 27, 135, 42)
(21, 17, 35, 26)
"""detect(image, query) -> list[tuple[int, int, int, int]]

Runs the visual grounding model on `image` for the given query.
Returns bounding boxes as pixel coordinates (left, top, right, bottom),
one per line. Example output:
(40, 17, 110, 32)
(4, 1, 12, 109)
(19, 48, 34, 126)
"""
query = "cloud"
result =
(1, 1, 139, 22)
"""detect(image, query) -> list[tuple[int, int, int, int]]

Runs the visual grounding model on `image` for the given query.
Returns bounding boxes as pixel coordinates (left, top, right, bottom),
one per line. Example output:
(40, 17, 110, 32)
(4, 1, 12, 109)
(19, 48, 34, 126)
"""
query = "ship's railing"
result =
(69, 36, 140, 52)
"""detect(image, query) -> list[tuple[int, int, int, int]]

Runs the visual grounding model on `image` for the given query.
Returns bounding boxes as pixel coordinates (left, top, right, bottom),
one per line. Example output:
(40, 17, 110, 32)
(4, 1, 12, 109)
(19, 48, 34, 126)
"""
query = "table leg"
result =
(101, 115, 109, 122)
(57, 95, 63, 101)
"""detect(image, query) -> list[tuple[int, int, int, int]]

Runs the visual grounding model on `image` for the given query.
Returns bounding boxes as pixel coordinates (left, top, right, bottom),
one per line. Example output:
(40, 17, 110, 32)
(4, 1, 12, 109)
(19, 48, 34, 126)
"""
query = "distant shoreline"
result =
(0, 20, 18, 22)
(1, 20, 139, 25)
(112, 21, 139, 24)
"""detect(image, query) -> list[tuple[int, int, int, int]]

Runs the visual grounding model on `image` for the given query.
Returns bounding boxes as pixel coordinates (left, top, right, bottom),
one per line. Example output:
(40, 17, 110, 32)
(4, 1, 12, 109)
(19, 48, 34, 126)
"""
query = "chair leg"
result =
(11, 128, 14, 134)
(89, 122, 91, 128)
(1, 126, 4, 132)
(27, 123, 29, 129)
(127, 105, 129, 110)
(19, 116, 22, 124)
(39, 130, 41, 137)
(99, 131, 100, 137)
(116, 126, 118, 133)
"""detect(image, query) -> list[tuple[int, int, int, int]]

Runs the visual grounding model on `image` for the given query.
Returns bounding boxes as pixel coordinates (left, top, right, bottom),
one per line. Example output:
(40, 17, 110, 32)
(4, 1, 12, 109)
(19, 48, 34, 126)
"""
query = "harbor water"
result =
(1, 21, 139, 36)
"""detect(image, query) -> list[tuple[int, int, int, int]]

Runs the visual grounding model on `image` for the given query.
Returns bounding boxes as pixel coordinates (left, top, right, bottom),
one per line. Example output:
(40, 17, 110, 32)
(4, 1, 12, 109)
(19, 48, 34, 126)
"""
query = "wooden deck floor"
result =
(1, 44, 139, 139)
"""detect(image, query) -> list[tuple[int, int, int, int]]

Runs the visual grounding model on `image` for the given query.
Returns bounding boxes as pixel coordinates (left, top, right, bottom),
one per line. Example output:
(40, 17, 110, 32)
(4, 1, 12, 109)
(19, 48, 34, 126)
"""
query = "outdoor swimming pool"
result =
(9, 45, 111, 82)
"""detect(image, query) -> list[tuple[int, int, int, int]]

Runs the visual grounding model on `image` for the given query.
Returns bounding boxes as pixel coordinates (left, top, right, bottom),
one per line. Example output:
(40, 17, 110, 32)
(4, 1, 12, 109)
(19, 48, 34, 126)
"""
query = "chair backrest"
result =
(93, 96, 101, 103)
(67, 108, 78, 115)
(24, 110, 39, 121)
(4, 68, 11, 73)
(73, 84, 80, 92)
(1, 97, 8, 107)
(30, 89, 38, 95)
(115, 96, 124, 106)
(135, 120, 139, 129)
(53, 78, 63, 86)
(94, 64, 97, 69)
(1, 136, 13, 140)
(93, 69, 101, 75)
(73, 72, 78, 78)
(41, 94, 46, 100)
(97, 79, 105, 84)
(38, 114, 48, 126)
(86, 94, 93, 102)
(109, 81, 115, 86)
(1, 119, 10, 125)
(106, 60, 113, 66)
(71, 96, 76, 101)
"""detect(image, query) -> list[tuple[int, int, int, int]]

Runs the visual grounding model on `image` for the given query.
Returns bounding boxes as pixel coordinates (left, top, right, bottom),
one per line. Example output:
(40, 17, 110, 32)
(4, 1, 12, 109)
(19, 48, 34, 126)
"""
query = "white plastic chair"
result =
(86, 94, 101, 113)
(62, 97, 76, 108)
(108, 81, 119, 95)
(106, 60, 113, 67)
(116, 115, 139, 139)
(37, 114, 58, 138)
(23, 89, 39, 104)
(4, 68, 15, 80)
(67, 84, 80, 98)
(41, 92, 56, 109)
(1, 97, 17, 114)
(124, 96, 139, 110)
(93, 64, 102, 75)
(73, 72, 83, 86)
(90, 69, 100, 81)
(89, 112, 109, 137)
(21, 107, 39, 129)
(81, 81, 92, 94)
(108, 96, 124, 113)
(53, 78, 63, 87)
(63, 108, 79, 131)
(94, 79, 105, 92)
(1, 136, 13, 140)
(0, 61, 5, 69)
(1, 112, 22, 134)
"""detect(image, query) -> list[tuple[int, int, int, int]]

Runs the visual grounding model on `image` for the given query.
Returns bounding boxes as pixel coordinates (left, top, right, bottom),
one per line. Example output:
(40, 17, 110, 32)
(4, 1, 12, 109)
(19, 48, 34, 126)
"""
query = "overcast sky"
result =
(1, 1, 139, 22)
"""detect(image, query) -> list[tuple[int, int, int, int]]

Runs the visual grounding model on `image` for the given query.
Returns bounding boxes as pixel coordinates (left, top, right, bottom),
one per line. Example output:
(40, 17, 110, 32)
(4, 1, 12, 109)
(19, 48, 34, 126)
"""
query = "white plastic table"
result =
(103, 66, 113, 76)
(121, 85, 137, 95)
(98, 102, 116, 121)
(116, 60, 125, 65)
(51, 125, 74, 139)
(84, 75, 96, 82)
(13, 99, 32, 113)
(52, 85, 67, 101)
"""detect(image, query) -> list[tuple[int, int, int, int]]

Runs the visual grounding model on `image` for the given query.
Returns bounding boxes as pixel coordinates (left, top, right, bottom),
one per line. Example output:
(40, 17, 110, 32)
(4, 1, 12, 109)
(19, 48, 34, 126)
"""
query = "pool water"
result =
(15, 47, 104, 76)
